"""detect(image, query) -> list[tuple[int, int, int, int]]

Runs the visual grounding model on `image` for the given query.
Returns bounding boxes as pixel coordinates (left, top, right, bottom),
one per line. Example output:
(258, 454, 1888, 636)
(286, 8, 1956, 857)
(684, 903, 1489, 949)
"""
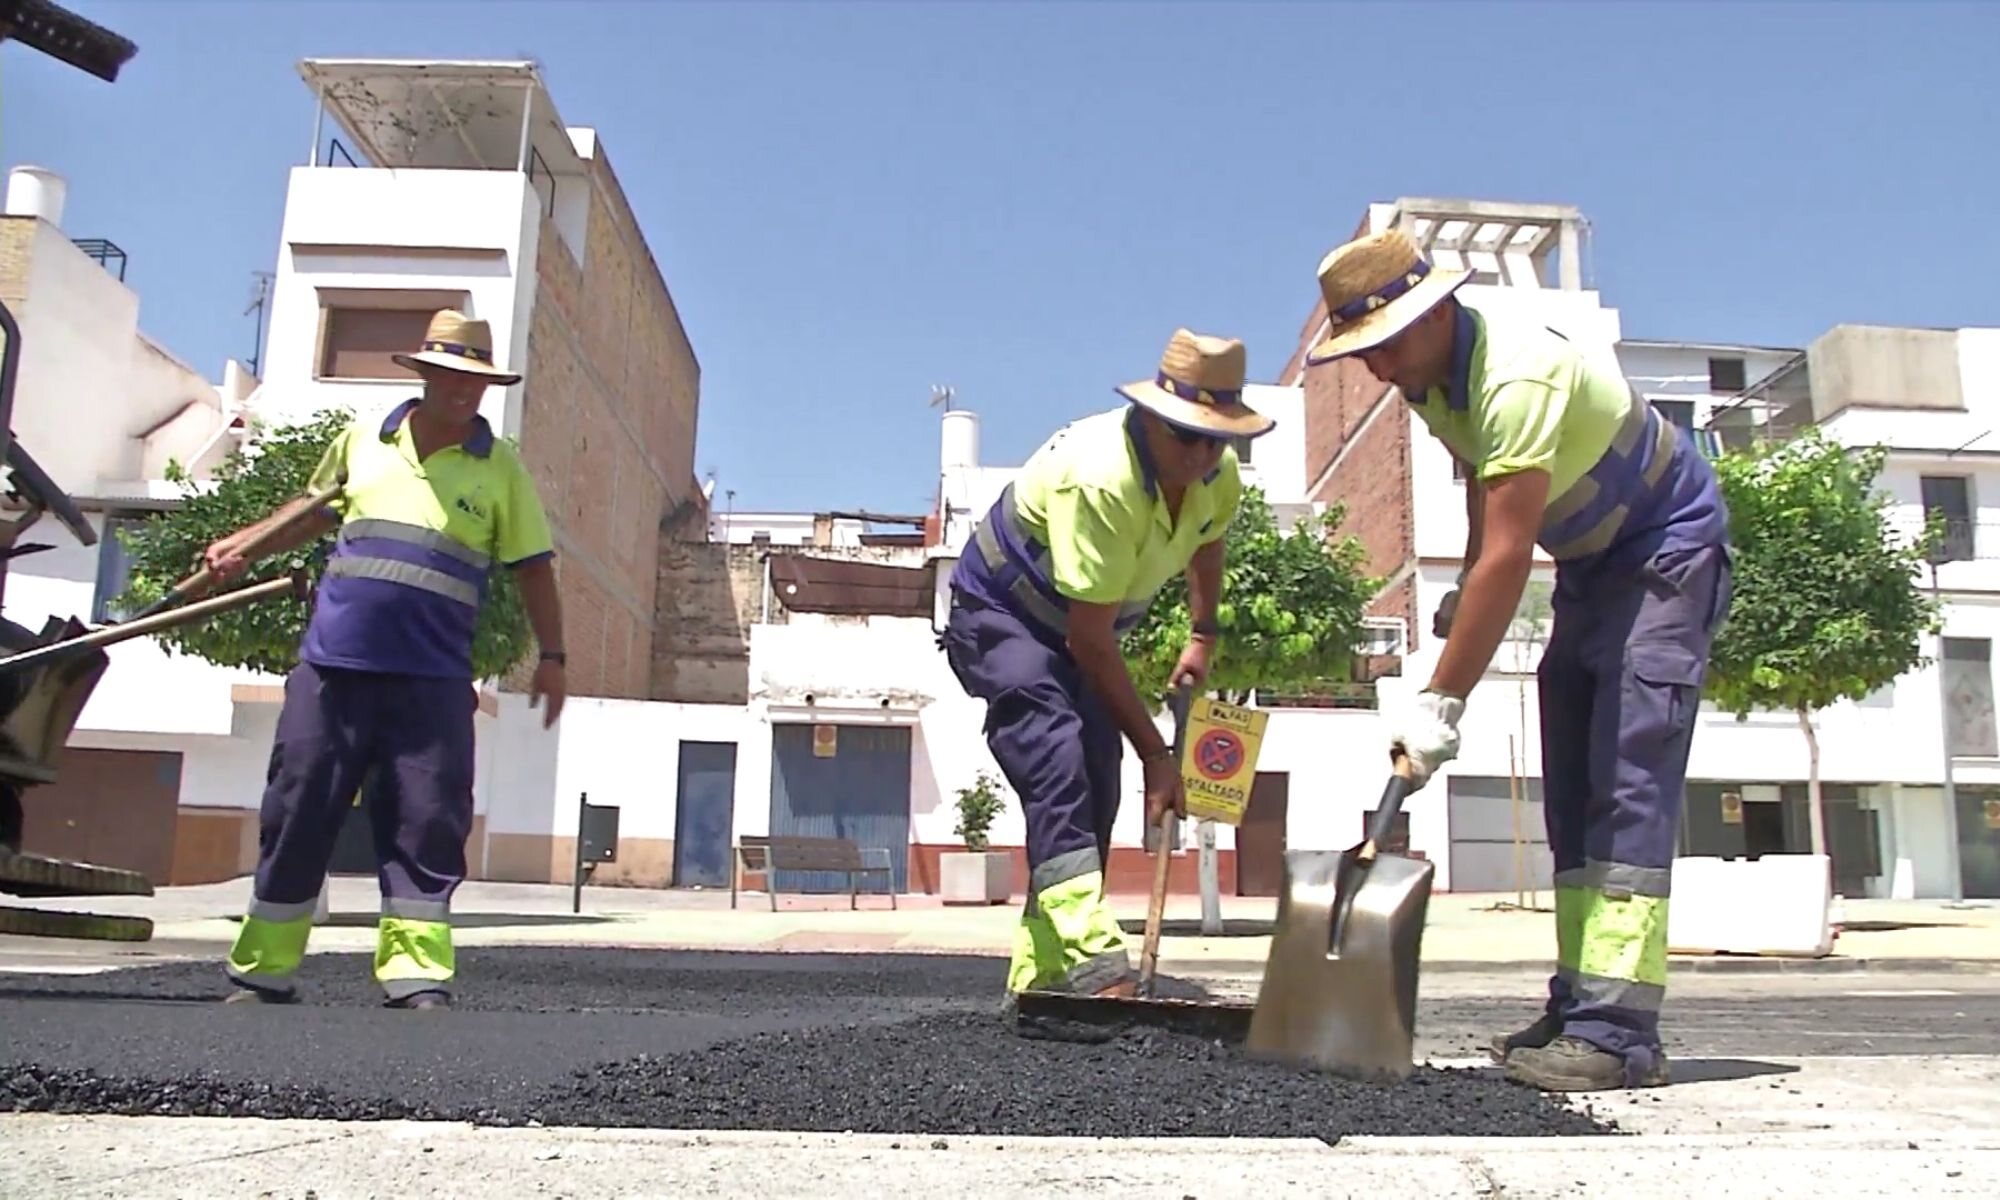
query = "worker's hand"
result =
(1385, 690, 1465, 790)
(201, 534, 252, 584)
(1173, 634, 1215, 690)
(530, 657, 567, 728)
(1142, 752, 1186, 826)
(1432, 587, 1462, 640)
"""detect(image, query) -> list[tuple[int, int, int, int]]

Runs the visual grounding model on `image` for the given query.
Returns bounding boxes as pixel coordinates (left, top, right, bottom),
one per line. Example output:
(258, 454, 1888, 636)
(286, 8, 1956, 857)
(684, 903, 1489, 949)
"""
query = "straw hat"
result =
(392, 310, 522, 386)
(1116, 328, 1276, 439)
(1304, 229, 1471, 366)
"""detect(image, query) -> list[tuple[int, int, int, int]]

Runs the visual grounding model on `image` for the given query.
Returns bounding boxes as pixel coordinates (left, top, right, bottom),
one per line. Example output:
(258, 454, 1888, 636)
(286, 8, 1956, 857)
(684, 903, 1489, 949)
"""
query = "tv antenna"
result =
(244, 270, 274, 376)
(929, 385, 956, 412)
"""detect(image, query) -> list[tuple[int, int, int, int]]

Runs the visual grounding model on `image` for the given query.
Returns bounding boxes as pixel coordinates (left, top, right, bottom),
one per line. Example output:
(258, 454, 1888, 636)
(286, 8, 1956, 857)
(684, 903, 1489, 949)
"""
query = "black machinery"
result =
(0, 3, 310, 942)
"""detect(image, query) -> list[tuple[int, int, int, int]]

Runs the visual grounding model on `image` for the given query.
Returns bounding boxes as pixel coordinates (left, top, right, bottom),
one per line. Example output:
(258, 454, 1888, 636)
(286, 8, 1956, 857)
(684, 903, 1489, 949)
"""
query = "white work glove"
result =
(1386, 690, 1465, 790)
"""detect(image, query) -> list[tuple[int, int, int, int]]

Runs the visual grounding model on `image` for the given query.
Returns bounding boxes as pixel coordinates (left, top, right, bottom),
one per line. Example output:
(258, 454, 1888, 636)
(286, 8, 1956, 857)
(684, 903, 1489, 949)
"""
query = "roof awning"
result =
(769, 556, 935, 619)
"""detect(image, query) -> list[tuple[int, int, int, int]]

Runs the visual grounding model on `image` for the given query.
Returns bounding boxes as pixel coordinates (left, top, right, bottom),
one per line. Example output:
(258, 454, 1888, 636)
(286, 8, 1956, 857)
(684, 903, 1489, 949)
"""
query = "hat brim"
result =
(1304, 267, 1474, 366)
(1117, 382, 1277, 439)
(393, 351, 522, 387)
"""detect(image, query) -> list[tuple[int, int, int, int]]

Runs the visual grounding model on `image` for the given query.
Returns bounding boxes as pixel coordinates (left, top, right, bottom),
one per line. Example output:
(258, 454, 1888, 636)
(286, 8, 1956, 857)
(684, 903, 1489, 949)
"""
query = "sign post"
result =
(1178, 696, 1270, 935)
(572, 792, 621, 914)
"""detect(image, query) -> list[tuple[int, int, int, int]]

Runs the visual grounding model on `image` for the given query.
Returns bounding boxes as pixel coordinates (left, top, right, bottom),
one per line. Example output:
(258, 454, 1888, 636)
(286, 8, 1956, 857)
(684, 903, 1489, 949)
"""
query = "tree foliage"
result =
(113, 407, 534, 681)
(1121, 487, 1380, 704)
(1706, 427, 1942, 718)
(1705, 427, 1943, 854)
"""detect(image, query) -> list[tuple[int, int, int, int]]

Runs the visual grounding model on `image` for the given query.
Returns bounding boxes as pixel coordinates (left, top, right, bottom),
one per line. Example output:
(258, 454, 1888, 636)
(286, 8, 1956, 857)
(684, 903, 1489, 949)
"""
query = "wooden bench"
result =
(732, 834, 898, 910)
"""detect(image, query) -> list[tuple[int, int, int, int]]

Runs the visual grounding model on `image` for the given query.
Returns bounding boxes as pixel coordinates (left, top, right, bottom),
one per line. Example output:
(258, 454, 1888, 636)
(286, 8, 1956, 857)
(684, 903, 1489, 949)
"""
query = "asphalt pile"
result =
(0, 948, 1616, 1139)
(536, 1011, 1618, 1139)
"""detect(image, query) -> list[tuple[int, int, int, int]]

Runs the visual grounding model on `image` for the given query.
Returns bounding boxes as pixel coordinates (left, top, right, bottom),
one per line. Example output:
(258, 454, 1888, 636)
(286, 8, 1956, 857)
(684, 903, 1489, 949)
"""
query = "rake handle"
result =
(1137, 675, 1196, 998)
(131, 474, 346, 622)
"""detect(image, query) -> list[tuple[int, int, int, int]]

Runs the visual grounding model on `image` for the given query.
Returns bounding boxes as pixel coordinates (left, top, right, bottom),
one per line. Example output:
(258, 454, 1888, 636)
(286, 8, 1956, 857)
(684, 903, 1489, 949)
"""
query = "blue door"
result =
(768, 723, 911, 894)
(673, 741, 737, 888)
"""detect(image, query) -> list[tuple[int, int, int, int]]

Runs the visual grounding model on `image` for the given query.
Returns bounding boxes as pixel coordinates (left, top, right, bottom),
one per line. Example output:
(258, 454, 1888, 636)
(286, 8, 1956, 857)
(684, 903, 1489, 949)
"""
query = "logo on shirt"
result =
(455, 493, 490, 522)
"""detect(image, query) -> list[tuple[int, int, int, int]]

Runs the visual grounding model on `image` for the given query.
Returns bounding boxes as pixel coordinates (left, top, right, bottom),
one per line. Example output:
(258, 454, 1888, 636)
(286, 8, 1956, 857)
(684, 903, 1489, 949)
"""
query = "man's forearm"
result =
(1427, 543, 1531, 698)
(515, 558, 566, 653)
(228, 497, 337, 563)
(1069, 632, 1173, 760)
(1185, 539, 1224, 629)
(1462, 474, 1485, 569)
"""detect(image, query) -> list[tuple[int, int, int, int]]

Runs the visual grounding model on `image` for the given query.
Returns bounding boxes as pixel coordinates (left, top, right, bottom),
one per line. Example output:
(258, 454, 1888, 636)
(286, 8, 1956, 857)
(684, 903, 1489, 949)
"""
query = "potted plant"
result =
(941, 769, 1013, 905)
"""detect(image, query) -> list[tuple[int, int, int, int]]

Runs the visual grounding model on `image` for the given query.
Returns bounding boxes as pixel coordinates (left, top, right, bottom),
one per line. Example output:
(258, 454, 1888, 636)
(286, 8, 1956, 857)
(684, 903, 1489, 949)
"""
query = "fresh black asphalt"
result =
(3, 948, 1996, 1139)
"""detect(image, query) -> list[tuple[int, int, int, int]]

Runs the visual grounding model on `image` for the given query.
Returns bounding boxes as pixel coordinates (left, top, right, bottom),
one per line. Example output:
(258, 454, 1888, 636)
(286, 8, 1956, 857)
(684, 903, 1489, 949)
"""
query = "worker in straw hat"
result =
(941, 328, 1276, 1008)
(1302, 229, 1734, 1091)
(206, 309, 569, 1010)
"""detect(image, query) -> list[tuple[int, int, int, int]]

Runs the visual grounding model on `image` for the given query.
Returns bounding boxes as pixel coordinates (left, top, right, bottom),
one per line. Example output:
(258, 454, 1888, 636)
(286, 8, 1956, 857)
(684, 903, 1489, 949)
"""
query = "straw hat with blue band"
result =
(1304, 229, 1472, 366)
(1116, 328, 1277, 439)
(392, 310, 522, 386)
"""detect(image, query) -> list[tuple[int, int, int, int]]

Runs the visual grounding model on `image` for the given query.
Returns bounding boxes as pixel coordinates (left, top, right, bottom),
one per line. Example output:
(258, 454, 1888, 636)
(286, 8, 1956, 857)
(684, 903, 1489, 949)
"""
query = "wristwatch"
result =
(540, 650, 567, 666)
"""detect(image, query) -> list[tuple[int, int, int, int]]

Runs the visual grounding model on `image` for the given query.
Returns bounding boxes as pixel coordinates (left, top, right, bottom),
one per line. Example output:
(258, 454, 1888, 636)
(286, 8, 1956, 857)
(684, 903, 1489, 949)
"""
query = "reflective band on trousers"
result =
(1008, 868, 1130, 994)
(1555, 874, 1670, 1011)
(375, 915, 456, 996)
(972, 484, 1152, 636)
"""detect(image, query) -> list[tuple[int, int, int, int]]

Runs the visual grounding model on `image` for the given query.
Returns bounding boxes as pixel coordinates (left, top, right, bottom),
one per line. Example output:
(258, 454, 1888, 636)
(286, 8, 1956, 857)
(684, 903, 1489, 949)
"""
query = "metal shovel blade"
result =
(1244, 761, 1435, 1082)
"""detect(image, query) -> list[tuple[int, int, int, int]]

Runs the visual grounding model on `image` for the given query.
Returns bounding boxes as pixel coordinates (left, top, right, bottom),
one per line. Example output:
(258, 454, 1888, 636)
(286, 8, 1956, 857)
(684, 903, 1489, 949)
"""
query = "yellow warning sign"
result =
(1179, 696, 1270, 826)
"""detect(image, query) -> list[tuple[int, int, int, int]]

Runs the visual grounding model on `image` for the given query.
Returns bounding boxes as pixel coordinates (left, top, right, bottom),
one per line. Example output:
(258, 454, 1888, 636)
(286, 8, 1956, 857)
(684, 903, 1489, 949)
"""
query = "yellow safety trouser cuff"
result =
(374, 916, 456, 999)
(1556, 884, 1671, 991)
(1006, 868, 1129, 993)
(227, 907, 315, 992)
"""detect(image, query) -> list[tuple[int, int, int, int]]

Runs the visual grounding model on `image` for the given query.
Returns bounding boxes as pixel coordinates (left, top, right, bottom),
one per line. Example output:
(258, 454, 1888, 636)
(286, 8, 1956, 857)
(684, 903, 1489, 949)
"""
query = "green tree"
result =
(1120, 486, 1380, 705)
(1706, 426, 1943, 855)
(113, 407, 534, 681)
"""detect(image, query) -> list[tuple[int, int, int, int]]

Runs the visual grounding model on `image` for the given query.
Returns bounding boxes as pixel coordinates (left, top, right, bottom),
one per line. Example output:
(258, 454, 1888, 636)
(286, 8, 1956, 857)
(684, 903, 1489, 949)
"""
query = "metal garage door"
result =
(1447, 774, 1553, 894)
(769, 723, 911, 894)
(19, 747, 181, 883)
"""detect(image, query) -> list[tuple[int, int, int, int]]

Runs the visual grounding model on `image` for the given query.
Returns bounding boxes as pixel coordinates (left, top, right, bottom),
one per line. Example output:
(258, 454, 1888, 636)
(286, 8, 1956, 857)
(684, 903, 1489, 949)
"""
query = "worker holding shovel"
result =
(1301, 229, 1734, 1092)
(939, 329, 1276, 1004)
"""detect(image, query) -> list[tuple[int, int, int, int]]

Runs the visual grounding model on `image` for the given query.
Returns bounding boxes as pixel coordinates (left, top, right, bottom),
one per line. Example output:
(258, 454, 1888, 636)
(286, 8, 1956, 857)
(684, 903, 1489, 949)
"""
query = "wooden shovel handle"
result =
(174, 476, 346, 601)
(1137, 674, 1197, 997)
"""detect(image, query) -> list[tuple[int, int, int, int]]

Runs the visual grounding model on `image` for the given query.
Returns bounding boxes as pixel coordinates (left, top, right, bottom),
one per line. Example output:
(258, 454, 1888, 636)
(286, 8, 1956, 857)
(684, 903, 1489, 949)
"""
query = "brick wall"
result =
(650, 538, 929, 704)
(0, 216, 36, 308)
(516, 142, 702, 701)
(1288, 209, 1421, 655)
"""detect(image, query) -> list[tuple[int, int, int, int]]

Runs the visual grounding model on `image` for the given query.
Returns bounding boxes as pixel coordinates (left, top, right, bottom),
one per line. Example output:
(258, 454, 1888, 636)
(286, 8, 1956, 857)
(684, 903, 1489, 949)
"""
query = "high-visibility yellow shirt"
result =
(298, 398, 554, 679)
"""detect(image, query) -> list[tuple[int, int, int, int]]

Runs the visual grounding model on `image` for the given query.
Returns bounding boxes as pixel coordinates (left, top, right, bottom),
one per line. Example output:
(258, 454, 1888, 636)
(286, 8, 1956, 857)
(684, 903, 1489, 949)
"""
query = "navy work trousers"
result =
(250, 660, 477, 914)
(1536, 541, 1734, 1081)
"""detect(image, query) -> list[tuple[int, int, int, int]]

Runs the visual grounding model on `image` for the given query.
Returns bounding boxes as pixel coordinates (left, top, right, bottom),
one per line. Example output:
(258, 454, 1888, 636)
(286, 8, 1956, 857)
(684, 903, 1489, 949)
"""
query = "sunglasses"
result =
(1168, 424, 1227, 448)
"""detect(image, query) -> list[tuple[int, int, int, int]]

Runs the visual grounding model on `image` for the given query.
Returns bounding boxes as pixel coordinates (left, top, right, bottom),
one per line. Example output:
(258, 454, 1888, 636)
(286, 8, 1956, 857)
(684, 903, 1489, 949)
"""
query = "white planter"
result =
(940, 850, 1013, 906)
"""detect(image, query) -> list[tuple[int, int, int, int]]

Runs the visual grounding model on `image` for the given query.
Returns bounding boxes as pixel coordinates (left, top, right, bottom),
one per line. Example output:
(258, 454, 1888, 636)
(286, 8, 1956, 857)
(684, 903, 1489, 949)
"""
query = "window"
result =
(1707, 356, 1747, 395)
(1652, 399, 1697, 431)
(1921, 475, 1975, 563)
(1944, 637, 1998, 759)
(313, 288, 469, 382)
(91, 515, 145, 623)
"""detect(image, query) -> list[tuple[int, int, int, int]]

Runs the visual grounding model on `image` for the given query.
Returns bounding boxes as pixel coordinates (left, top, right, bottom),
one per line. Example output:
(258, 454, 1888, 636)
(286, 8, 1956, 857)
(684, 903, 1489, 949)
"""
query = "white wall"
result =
(710, 512, 868, 546)
(6, 218, 229, 496)
(253, 166, 539, 437)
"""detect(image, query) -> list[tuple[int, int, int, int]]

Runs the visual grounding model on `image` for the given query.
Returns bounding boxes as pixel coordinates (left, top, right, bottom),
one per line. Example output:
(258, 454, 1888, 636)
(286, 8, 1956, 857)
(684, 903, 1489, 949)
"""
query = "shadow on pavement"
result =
(1669, 1057, 1801, 1084)
(1117, 917, 1274, 937)
(225, 912, 619, 929)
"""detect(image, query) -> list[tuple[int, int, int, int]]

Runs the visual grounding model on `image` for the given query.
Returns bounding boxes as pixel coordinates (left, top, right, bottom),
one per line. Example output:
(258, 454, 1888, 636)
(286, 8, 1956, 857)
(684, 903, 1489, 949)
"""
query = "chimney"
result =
(4, 166, 67, 228)
(940, 407, 980, 473)
(812, 512, 834, 547)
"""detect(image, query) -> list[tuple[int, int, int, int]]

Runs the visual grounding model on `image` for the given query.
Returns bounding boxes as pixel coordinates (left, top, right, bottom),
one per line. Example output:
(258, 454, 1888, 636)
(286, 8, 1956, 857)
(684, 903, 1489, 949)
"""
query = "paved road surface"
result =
(4, 949, 1997, 1140)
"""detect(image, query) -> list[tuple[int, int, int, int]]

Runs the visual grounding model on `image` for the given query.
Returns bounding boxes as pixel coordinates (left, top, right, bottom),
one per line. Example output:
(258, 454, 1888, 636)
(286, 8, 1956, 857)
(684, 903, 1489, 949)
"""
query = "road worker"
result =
(210, 310, 569, 1010)
(939, 328, 1276, 1003)
(1302, 229, 1734, 1091)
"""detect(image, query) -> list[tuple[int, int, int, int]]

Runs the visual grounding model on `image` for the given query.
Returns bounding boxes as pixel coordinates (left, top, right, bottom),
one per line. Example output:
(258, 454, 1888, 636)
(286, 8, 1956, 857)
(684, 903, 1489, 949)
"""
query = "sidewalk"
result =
(15, 877, 2000, 975)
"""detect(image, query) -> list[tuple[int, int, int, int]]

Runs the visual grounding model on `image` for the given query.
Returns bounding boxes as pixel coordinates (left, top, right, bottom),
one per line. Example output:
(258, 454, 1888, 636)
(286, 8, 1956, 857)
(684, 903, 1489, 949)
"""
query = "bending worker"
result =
(940, 329, 1275, 1000)
(1303, 229, 1733, 1092)
(209, 310, 569, 1010)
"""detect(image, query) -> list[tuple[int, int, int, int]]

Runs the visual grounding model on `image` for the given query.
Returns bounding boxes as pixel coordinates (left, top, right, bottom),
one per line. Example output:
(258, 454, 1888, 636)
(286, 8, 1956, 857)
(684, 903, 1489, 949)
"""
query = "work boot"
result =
(385, 989, 452, 1011)
(223, 984, 296, 1005)
(1489, 1011, 1563, 1062)
(1504, 1035, 1670, 1092)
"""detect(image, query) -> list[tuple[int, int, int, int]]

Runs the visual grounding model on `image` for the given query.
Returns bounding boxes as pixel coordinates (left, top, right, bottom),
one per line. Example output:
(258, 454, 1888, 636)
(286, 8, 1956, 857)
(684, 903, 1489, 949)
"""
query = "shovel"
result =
(1009, 676, 1256, 1044)
(1244, 751, 1435, 1081)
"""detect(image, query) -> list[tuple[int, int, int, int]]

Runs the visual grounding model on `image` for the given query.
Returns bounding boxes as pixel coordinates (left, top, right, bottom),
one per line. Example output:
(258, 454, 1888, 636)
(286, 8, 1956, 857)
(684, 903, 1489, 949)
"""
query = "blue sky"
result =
(5, 1, 1997, 514)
